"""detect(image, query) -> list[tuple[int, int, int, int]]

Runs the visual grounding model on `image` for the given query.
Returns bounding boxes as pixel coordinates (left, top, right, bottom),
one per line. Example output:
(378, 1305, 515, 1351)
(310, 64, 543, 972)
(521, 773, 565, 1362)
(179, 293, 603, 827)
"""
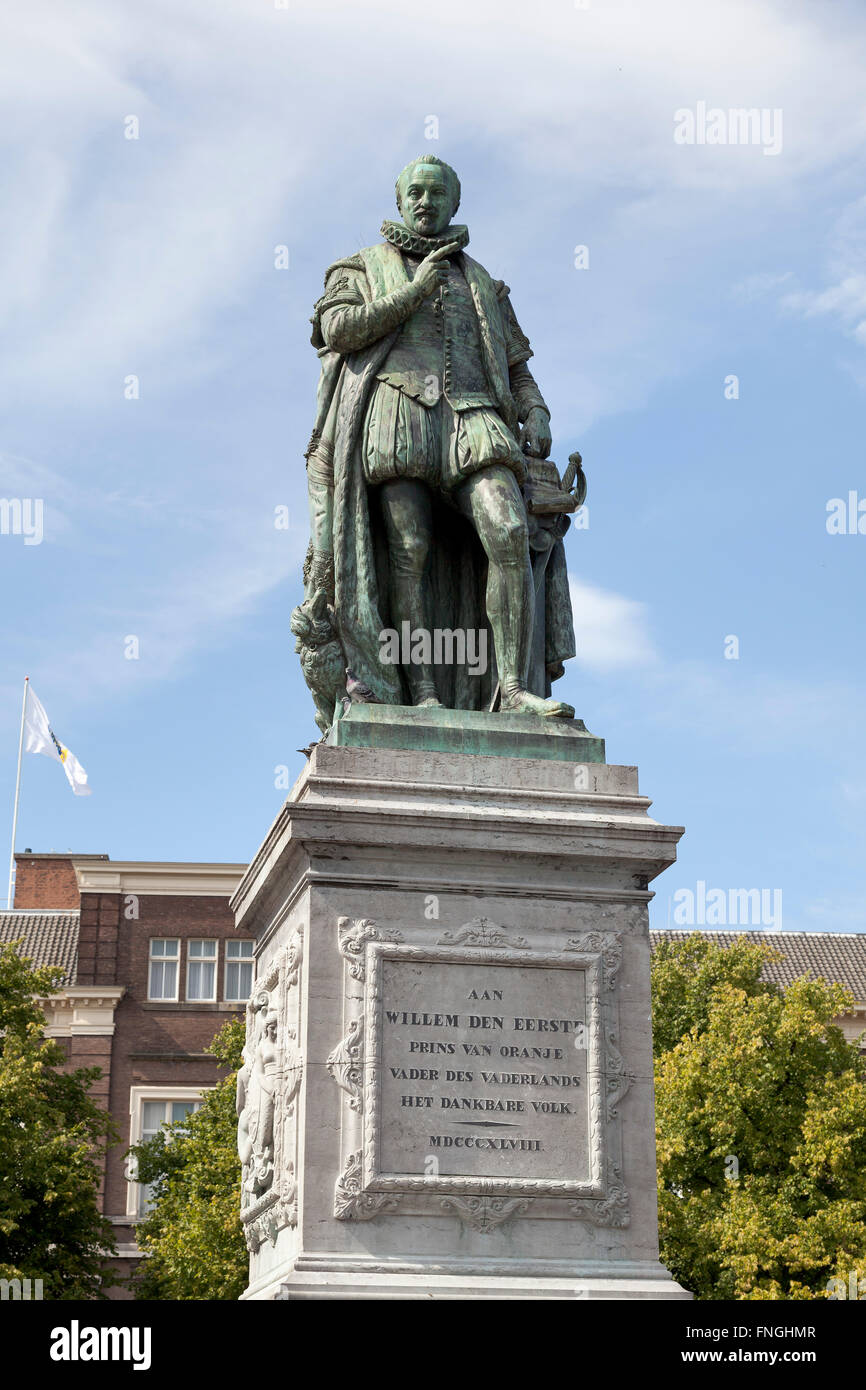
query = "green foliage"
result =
(0, 942, 118, 1298)
(132, 1018, 247, 1300)
(651, 932, 777, 1058)
(653, 934, 866, 1299)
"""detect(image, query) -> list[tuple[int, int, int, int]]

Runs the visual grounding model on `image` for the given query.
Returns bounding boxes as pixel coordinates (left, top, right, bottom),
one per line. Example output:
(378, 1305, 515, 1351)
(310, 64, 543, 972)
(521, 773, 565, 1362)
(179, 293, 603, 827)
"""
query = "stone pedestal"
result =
(232, 712, 690, 1299)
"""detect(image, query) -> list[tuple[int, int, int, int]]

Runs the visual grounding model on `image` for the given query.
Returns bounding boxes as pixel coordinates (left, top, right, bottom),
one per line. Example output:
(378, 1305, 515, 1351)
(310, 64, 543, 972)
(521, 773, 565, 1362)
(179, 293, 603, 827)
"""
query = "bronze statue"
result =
(294, 156, 581, 734)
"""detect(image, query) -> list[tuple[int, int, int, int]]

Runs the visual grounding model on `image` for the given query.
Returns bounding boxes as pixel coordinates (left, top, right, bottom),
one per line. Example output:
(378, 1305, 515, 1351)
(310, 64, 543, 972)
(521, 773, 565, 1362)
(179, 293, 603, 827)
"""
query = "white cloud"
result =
(733, 270, 795, 303)
(782, 275, 866, 340)
(1, 0, 865, 417)
(0, 443, 305, 720)
(568, 575, 658, 671)
(797, 895, 866, 935)
(779, 194, 866, 345)
(0, 532, 303, 734)
(610, 656, 858, 758)
(4, 0, 866, 718)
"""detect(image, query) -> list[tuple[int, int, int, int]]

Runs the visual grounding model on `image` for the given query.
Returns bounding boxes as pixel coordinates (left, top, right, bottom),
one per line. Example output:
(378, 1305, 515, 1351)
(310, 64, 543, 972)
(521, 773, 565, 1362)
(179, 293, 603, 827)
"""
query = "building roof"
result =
(72, 859, 246, 897)
(650, 930, 866, 1001)
(0, 911, 79, 984)
(15, 852, 108, 860)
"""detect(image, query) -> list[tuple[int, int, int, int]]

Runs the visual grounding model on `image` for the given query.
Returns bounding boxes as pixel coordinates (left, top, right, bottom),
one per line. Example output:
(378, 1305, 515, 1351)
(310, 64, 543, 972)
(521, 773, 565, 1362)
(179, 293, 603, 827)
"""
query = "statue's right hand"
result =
(413, 241, 462, 297)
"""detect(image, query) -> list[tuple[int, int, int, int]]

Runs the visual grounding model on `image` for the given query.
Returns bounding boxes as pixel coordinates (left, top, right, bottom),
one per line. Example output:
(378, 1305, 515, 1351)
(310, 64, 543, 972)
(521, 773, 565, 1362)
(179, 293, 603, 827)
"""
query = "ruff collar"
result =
(380, 220, 470, 257)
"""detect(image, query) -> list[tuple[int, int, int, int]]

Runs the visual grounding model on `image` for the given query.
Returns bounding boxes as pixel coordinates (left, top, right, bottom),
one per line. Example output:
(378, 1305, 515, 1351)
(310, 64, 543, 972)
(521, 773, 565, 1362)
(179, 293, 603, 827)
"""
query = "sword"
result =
(487, 451, 585, 713)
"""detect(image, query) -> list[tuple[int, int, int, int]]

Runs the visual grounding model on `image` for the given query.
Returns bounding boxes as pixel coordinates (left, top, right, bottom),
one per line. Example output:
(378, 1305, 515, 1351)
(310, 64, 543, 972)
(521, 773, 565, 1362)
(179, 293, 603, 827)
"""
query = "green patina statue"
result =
(292, 156, 583, 735)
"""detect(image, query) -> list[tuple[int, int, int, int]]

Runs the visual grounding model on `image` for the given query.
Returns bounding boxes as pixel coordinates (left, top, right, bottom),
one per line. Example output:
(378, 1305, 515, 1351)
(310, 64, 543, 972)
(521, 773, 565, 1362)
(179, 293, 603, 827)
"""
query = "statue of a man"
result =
(294, 156, 578, 731)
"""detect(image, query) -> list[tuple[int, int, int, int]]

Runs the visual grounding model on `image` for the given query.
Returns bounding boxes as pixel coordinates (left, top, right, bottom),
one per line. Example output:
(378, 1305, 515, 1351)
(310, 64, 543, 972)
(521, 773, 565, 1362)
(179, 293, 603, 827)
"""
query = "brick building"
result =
(0, 850, 248, 1296)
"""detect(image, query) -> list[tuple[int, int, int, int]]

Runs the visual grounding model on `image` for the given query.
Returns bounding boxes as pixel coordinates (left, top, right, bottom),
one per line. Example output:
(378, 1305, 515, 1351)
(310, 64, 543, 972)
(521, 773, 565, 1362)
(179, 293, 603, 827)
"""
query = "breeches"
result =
(362, 381, 525, 492)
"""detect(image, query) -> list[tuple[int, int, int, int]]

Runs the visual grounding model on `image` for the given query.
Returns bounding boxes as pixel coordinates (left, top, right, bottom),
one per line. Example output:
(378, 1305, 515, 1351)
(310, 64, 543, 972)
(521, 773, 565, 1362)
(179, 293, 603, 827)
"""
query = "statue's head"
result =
(395, 156, 461, 237)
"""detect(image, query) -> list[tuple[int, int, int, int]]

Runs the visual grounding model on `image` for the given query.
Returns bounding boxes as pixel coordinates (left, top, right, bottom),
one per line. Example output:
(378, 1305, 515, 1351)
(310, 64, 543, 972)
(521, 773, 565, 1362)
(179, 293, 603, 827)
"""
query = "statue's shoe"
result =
(503, 690, 575, 719)
(415, 697, 443, 708)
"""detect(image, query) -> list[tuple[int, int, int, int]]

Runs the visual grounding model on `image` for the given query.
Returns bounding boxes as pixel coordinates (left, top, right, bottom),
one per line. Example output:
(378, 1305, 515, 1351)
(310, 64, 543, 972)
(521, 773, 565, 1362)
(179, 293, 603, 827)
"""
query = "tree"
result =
(131, 1018, 247, 1300)
(653, 933, 866, 1299)
(0, 942, 117, 1297)
(651, 932, 774, 1059)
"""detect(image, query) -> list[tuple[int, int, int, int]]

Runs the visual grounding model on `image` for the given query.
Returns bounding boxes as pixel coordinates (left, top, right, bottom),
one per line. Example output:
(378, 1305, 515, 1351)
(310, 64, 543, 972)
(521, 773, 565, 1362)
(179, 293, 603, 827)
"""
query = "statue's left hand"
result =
(521, 407, 552, 459)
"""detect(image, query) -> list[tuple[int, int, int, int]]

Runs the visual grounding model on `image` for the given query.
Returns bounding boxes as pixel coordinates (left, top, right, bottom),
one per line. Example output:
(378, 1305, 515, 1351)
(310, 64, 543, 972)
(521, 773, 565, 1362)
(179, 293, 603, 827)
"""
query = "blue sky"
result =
(2, 0, 865, 932)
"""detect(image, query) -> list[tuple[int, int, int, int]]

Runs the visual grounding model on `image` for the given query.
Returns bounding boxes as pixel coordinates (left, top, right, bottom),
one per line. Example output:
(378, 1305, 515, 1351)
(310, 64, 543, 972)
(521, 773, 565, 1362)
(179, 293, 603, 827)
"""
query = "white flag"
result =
(23, 685, 92, 796)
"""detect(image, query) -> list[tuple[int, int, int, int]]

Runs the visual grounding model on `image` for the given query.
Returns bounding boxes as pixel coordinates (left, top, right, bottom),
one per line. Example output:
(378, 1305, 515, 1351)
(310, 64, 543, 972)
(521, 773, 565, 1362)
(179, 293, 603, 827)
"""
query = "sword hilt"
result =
(561, 450, 582, 493)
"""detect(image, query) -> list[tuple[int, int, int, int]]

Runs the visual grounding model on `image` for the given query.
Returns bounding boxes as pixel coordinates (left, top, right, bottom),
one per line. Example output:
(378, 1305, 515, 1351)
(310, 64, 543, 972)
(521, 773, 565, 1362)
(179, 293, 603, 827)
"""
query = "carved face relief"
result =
(238, 933, 304, 1250)
(398, 164, 455, 237)
(238, 993, 281, 1202)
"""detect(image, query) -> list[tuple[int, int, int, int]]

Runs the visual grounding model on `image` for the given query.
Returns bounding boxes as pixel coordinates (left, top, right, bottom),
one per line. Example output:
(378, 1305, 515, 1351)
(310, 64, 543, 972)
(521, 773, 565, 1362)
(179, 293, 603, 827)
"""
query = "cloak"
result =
(304, 240, 575, 708)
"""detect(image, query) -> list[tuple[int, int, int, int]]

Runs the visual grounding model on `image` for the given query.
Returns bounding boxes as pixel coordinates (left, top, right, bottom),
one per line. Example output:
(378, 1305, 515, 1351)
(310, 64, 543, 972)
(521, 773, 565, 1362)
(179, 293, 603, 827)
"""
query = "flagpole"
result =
(7, 676, 28, 910)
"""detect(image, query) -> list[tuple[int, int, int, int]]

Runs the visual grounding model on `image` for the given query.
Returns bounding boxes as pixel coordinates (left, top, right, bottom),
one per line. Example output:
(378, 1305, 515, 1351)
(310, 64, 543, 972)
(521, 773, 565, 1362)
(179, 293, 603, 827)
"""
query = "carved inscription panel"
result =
(378, 959, 589, 1183)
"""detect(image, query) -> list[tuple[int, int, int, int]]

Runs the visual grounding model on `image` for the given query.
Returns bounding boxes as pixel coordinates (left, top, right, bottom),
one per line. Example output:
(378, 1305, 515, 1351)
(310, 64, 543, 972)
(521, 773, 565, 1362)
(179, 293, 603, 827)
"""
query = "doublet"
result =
(377, 257, 497, 412)
(312, 224, 549, 492)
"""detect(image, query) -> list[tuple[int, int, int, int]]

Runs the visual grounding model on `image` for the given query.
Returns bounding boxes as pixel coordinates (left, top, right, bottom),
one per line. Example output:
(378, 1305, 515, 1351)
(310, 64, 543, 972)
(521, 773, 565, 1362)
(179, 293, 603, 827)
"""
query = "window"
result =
(186, 939, 218, 1002)
(135, 1097, 202, 1215)
(127, 1087, 207, 1216)
(225, 939, 254, 1002)
(148, 939, 179, 1001)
